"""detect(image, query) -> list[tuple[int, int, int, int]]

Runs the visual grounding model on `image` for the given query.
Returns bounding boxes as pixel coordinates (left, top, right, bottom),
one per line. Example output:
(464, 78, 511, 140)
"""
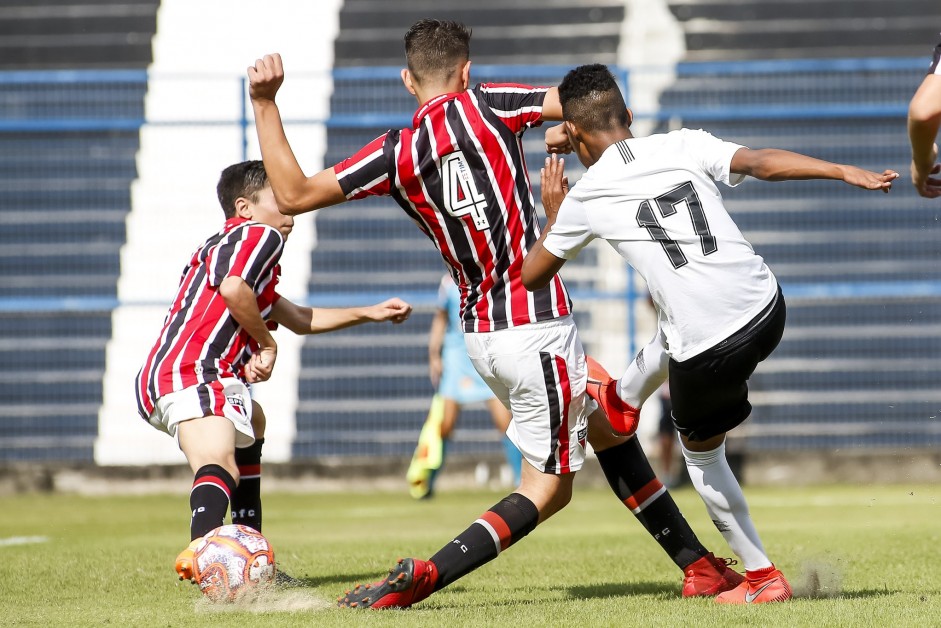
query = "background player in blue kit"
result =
(408, 275, 522, 499)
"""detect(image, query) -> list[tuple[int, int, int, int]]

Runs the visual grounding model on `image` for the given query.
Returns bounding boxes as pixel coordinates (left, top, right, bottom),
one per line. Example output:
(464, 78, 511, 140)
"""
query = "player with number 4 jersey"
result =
(523, 63, 899, 604)
(332, 85, 572, 334)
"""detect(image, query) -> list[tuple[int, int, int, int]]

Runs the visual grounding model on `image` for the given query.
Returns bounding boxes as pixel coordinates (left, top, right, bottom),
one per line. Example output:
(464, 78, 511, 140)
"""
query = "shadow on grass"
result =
(798, 587, 900, 600)
(569, 582, 902, 602)
(568, 581, 681, 600)
(280, 571, 389, 589)
(411, 582, 681, 610)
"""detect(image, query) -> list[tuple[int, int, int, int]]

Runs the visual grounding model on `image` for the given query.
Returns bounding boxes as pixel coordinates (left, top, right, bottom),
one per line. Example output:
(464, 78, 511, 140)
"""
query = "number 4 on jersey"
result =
(442, 152, 489, 230)
(636, 181, 716, 269)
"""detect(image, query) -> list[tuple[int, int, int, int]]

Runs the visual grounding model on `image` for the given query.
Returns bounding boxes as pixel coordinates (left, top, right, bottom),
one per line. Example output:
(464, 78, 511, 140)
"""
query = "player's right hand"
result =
(370, 298, 413, 324)
(428, 354, 443, 389)
(248, 53, 284, 103)
(540, 154, 569, 220)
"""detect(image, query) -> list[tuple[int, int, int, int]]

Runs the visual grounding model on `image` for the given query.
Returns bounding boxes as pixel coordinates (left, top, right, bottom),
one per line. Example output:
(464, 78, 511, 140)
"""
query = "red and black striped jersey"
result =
(135, 217, 283, 419)
(334, 82, 572, 333)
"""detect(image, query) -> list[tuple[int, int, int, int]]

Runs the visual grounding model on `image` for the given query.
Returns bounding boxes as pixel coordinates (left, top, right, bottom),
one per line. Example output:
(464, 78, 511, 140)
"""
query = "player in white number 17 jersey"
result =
(522, 63, 899, 604)
(547, 126, 777, 362)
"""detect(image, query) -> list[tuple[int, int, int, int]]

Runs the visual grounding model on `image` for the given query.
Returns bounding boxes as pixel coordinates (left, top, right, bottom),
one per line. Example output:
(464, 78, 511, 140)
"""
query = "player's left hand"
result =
(911, 145, 941, 198)
(545, 124, 573, 154)
(248, 53, 284, 103)
(370, 298, 412, 324)
(842, 166, 899, 193)
(912, 161, 941, 198)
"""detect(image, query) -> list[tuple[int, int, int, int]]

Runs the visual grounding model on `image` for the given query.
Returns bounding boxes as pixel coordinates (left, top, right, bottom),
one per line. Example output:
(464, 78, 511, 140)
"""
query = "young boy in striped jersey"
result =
(134, 160, 412, 584)
(249, 19, 745, 608)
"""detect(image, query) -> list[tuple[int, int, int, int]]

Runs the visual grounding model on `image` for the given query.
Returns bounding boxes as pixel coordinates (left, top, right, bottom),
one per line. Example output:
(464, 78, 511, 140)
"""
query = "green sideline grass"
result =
(1, 484, 939, 627)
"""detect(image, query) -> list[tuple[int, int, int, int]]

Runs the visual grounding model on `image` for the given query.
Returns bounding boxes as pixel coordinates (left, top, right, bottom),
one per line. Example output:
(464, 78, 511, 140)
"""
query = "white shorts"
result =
(147, 378, 255, 448)
(464, 316, 591, 474)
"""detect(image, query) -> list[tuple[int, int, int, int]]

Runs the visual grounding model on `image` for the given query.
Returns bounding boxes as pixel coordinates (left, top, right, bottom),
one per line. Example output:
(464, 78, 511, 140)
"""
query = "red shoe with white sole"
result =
(586, 356, 640, 436)
(715, 565, 792, 604)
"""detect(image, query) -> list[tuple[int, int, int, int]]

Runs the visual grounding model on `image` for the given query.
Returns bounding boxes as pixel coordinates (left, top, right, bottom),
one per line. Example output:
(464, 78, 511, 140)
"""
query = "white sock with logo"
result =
(681, 440, 772, 572)
(616, 334, 669, 408)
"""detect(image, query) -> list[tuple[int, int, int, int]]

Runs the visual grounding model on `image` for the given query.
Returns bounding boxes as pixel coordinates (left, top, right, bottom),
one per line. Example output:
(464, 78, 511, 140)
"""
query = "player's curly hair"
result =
(404, 19, 471, 85)
(217, 160, 269, 219)
(558, 64, 630, 132)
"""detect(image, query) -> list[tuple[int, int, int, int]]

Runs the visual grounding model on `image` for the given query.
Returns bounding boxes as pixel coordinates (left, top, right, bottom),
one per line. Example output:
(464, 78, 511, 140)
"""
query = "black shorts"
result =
(668, 285, 786, 442)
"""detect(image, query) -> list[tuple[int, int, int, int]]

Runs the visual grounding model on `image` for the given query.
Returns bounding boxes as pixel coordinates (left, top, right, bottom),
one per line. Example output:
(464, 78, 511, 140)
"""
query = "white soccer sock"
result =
(681, 440, 772, 572)
(616, 334, 669, 408)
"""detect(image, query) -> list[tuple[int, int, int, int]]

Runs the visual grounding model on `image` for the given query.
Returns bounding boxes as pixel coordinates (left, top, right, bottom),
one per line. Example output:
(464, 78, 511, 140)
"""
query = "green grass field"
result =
(2, 483, 939, 627)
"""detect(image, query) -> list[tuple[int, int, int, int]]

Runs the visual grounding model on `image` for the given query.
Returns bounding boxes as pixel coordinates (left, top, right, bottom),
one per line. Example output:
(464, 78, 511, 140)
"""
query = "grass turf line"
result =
(1, 484, 939, 627)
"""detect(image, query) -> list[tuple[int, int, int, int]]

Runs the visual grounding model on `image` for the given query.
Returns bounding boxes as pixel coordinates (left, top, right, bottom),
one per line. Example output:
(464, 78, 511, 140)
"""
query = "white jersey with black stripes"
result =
(543, 128, 777, 361)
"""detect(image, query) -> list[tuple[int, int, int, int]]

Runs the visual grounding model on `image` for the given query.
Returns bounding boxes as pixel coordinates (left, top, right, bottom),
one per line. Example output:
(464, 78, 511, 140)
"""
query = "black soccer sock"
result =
(428, 492, 539, 591)
(596, 437, 707, 570)
(189, 464, 237, 541)
(231, 438, 264, 532)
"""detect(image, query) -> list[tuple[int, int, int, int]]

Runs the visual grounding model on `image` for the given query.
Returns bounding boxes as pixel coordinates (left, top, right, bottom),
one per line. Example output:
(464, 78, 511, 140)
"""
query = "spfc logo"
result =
(226, 394, 247, 417)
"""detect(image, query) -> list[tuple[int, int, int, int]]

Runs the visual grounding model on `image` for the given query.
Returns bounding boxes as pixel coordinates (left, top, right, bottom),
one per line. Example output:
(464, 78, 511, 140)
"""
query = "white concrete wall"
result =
(583, 0, 686, 444)
(95, 0, 342, 465)
(619, 0, 686, 137)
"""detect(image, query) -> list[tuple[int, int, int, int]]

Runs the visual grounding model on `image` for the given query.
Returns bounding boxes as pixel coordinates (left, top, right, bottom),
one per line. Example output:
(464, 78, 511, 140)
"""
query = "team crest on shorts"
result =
(226, 394, 247, 417)
(577, 426, 588, 443)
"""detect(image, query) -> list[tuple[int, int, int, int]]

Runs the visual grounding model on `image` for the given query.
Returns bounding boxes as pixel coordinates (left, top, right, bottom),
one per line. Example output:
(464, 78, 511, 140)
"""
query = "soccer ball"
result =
(193, 524, 276, 602)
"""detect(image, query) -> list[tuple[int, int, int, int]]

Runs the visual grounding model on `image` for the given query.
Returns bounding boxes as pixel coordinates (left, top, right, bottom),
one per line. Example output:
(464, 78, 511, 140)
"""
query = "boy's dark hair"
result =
(404, 19, 471, 85)
(216, 160, 269, 219)
(558, 64, 630, 132)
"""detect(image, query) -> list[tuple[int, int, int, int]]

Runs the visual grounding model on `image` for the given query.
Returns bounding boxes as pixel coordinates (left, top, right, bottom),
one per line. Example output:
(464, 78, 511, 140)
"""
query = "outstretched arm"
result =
(219, 276, 277, 383)
(270, 297, 412, 335)
(522, 155, 569, 290)
(908, 73, 941, 198)
(248, 53, 347, 215)
(730, 147, 898, 193)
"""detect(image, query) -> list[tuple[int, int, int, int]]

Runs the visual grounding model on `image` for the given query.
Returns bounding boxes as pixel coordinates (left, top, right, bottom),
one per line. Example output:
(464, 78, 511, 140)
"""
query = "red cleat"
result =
(715, 565, 792, 604)
(682, 553, 744, 597)
(585, 356, 639, 436)
(337, 558, 438, 609)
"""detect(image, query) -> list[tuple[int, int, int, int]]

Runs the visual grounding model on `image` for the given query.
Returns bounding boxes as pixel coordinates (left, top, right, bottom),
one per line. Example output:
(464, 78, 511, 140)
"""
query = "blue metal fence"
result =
(1, 57, 939, 461)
